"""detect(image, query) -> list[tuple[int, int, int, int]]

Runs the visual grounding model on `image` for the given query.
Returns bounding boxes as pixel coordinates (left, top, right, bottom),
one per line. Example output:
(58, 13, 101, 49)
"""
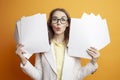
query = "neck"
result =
(53, 34, 65, 43)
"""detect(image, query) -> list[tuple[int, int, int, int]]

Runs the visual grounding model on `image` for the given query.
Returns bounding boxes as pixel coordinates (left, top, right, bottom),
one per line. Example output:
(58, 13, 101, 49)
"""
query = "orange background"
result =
(0, 0, 120, 80)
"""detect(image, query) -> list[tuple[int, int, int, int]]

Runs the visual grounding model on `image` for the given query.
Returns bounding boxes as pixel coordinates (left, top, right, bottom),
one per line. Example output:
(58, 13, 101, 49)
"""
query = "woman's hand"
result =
(86, 47, 100, 65)
(16, 44, 27, 65)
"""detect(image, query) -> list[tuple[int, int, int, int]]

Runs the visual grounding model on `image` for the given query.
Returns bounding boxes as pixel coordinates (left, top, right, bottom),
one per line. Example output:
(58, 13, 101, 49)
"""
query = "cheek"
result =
(62, 23, 68, 30)
(50, 24, 57, 32)
(62, 26, 68, 32)
(51, 24, 56, 30)
(51, 23, 56, 27)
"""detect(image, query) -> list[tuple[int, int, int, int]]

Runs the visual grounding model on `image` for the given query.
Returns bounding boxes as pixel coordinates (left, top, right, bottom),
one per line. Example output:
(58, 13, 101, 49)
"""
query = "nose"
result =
(57, 19, 61, 24)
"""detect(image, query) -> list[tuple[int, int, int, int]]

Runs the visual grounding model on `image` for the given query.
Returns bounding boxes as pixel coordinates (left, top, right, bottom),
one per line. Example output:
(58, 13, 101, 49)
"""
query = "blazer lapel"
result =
(62, 48, 75, 80)
(44, 44, 57, 74)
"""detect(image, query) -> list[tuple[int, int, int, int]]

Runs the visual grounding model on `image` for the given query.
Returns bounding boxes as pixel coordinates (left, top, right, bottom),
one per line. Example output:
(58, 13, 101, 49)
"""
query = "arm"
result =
(77, 61, 98, 79)
(16, 44, 42, 80)
(77, 47, 100, 79)
(20, 54, 42, 80)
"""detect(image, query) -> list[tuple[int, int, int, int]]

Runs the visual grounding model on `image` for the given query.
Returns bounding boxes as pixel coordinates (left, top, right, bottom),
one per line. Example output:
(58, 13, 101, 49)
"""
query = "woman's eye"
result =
(61, 18, 66, 21)
(52, 18, 57, 21)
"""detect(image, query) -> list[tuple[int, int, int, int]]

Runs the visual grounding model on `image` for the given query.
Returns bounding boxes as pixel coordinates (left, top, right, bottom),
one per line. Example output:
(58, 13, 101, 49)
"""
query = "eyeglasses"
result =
(52, 16, 68, 24)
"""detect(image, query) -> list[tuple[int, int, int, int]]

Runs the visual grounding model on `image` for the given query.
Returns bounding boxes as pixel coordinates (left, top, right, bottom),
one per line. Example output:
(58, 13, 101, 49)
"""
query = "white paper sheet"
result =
(15, 13, 50, 59)
(68, 13, 110, 59)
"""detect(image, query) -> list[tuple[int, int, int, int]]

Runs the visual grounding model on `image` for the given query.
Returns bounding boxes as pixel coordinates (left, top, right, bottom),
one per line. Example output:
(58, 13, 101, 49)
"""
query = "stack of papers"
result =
(15, 13, 50, 59)
(68, 13, 110, 59)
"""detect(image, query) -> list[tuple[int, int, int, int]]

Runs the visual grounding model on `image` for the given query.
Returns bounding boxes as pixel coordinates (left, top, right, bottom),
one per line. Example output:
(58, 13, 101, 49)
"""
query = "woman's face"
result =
(51, 11, 68, 35)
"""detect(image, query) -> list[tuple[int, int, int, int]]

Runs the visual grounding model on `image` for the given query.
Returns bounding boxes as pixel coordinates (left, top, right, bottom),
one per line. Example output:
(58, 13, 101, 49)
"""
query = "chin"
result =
(55, 31, 64, 35)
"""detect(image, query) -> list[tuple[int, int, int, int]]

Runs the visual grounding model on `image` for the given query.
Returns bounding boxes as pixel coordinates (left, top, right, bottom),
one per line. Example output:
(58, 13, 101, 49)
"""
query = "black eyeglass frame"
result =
(51, 16, 68, 24)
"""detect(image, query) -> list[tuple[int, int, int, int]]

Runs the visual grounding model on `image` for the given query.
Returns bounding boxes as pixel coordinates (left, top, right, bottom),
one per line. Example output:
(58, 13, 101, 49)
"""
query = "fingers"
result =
(86, 47, 100, 59)
(16, 44, 24, 48)
(90, 47, 97, 51)
(88, 47, 98, 54)
(16, 48, 25, 55)
(87, 47, 100, 64)
(16, 44, 25, 56)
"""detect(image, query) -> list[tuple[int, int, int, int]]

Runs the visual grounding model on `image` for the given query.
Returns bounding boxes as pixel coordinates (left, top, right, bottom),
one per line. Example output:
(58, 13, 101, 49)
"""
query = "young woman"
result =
(16, 8, 100, 80)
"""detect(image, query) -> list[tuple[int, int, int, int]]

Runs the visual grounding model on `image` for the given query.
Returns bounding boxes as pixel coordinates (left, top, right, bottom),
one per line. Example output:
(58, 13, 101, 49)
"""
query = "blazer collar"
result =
(44, 44, 69, 76)
(44, 44, 57, 74)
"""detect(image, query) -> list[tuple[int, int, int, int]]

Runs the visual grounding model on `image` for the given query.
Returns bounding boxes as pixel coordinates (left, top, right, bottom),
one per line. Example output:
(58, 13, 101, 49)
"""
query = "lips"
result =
(56, 27, 61, 31)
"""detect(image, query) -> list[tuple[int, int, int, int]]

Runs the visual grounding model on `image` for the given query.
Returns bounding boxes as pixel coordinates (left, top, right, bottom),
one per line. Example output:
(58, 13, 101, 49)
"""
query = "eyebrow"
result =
(52, 16, 67, 18)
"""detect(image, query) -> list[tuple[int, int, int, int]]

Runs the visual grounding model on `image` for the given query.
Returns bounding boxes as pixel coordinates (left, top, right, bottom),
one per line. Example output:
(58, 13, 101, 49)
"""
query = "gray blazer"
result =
(20, 46, 98, 80)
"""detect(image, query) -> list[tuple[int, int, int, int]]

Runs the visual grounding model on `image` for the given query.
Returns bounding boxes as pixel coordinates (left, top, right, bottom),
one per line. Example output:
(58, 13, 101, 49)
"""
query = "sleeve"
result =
(77, 61, 98, 79)
(20, 54, 42, 80)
